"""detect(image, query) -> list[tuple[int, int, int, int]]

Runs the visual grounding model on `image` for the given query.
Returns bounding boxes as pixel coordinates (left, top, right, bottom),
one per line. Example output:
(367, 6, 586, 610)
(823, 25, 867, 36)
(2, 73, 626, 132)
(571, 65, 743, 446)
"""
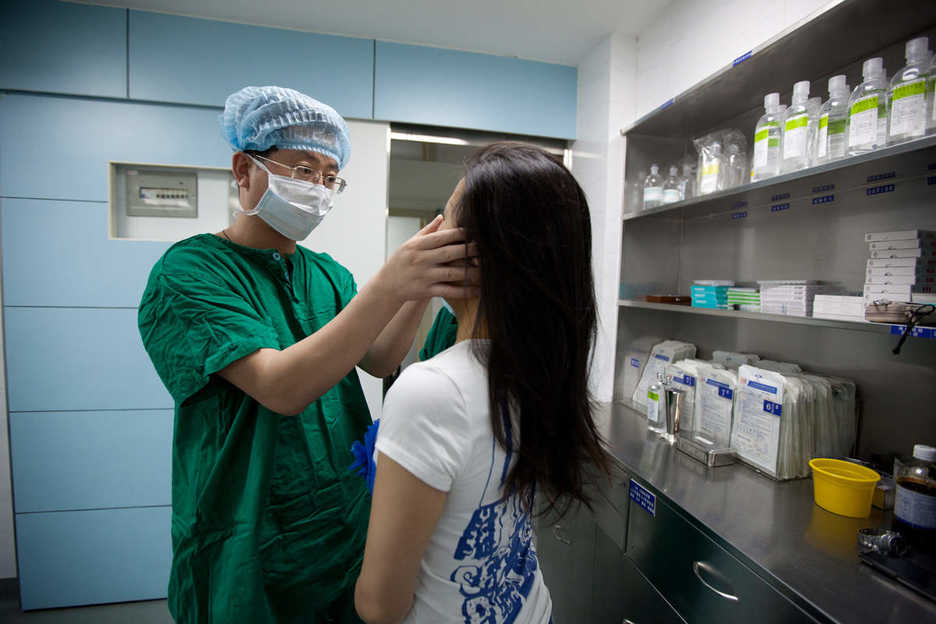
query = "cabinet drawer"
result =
(591, 464, 630, 551)
(626, 479, 816, 624)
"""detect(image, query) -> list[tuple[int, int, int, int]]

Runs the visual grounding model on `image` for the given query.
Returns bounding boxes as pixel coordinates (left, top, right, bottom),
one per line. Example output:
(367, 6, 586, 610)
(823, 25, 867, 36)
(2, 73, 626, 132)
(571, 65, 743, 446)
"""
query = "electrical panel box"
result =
(110, 162, 237, 241)
(125, 168, 198, 218)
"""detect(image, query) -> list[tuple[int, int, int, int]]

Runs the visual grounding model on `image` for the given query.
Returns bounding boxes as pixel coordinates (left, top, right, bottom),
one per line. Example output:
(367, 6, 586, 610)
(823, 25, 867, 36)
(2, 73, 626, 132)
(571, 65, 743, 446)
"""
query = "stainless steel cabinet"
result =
(626, 479, 818, 624)
(536, 500, 598, 623)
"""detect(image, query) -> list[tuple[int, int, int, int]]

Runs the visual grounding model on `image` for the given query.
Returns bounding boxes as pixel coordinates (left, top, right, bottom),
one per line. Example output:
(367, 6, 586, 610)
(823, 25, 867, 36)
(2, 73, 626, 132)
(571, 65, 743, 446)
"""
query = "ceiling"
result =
(72, 0, 672, 66)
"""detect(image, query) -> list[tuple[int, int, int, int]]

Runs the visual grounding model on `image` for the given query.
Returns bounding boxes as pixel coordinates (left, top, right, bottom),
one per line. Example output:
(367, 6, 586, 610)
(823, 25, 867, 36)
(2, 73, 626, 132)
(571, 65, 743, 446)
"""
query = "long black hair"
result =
(458, 142, 611, 518)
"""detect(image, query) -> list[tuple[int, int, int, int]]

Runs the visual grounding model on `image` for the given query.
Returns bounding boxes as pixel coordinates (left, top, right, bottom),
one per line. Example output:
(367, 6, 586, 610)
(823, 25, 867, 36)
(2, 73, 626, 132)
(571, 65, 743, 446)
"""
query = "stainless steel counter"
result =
(598, 401, 936, 624)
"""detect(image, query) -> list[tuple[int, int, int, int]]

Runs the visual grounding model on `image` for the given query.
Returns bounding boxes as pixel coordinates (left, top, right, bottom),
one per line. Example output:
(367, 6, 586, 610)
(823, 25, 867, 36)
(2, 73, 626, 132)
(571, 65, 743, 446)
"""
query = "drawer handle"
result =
(692, 561, 739, 602)
(553, 523, 572, 545)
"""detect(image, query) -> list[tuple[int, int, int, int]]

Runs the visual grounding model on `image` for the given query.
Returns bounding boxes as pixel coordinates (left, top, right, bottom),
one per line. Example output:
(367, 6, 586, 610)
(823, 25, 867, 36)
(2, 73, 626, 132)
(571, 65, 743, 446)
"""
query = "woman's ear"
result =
(232, 152, 252, 190)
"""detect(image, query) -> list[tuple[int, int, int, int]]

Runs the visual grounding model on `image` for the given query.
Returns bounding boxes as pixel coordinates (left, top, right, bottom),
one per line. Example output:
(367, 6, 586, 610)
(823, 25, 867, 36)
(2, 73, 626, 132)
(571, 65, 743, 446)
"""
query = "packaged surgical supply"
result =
(712, 350, 761, 370)
(732, 366, 788, 478)
(693, 367, 737, 449)
(632, 340, 697, 410)
(665, 359, 711, 436)
(614, 336, 663, 403)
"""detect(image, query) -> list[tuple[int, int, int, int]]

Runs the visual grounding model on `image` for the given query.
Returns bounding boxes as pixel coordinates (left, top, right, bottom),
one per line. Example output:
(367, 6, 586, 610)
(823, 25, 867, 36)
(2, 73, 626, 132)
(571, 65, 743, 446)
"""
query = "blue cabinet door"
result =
(374, 42, 577, 139)
(0, 0, 127, 98)
(129, 11, 374, 118)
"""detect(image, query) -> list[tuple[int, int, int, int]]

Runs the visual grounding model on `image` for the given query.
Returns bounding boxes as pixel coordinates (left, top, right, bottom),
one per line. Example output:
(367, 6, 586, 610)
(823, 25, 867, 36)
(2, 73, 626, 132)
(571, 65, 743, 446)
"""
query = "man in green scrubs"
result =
(138, 86, 478, 623)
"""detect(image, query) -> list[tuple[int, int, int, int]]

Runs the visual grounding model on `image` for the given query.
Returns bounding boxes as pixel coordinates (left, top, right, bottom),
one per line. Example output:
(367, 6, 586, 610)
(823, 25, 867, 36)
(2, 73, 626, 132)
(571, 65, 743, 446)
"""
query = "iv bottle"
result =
(647, 373, 666, 435)
(816, 75, 850, 164)
(752, 93, 783, 181)
(781, 81, 811, 173)
(726, 143, 745, 188)
(848, 57, 889, 156)
(928, 52, 936, 135)
(888, 37, 931, 145)
(678, 162, 696, 201)
(805, 96, 822, 167)
(643, 164, 664, 210)
(894, 444, 936, 546)
(663, 165, 682, 203)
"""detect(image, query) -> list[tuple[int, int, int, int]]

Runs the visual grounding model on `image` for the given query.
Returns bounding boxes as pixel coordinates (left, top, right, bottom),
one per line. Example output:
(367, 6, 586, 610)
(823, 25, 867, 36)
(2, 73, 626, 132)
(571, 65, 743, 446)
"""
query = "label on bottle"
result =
(817, 114, 829, 159)
(783, 113, 809, 160)
(647, 391, 661, 424)
(643, 186, 663, 205)
(895, 481, 936, 529)
(700, 163, 719, 194)
(849, 94, 879, 148)
(889, 79, 927, 139)
(662, 188, 681, 204)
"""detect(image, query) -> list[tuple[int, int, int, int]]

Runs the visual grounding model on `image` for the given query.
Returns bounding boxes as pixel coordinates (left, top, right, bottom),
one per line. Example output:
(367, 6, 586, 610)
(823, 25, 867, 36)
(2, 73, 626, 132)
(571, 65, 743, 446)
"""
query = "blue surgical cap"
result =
(220, 86, 351, 169)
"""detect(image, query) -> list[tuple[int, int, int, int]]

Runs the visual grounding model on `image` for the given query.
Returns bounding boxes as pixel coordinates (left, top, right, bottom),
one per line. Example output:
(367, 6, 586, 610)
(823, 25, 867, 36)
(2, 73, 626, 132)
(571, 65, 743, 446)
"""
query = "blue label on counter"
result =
(763, 399, 783, 416)
(748, 380, 778, 395)
(867, 184, 895, 196)
(770, 202, 790, 212)
(812, 194, 835, 205)
(631, 358, 641, 368)
(629, 480, 656, 517)
(890, 325, 936, 339)
(654, 354, 670, 361)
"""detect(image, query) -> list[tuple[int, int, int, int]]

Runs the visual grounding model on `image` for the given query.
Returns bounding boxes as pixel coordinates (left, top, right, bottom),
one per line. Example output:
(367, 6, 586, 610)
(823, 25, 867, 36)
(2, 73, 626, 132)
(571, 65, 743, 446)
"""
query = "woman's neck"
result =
(454, 299, 487, 343)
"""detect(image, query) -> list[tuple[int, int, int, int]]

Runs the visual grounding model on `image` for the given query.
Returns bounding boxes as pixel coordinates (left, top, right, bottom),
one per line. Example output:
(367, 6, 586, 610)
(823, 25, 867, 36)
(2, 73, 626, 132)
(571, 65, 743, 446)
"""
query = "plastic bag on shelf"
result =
(615, 335, 663, 403)
(693, 128, 747, 195)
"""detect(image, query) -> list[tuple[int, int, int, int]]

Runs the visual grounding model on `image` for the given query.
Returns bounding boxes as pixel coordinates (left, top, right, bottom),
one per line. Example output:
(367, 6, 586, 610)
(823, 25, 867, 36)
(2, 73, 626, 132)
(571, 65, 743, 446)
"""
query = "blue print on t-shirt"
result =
(450, 496, 537, 624)
(449, 409, 537, 624)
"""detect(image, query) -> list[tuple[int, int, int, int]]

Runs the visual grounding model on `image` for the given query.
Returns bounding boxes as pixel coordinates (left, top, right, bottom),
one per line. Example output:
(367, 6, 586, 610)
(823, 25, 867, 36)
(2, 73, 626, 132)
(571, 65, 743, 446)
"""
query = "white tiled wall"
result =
(578, 0, 837, 401)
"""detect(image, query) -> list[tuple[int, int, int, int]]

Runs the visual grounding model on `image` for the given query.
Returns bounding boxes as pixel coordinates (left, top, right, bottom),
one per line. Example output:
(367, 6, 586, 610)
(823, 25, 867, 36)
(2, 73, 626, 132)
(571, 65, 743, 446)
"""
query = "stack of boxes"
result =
(865, 230, 936, 303)
(691, 280, 733, 309)
(759, 280, 827, 317)
(813, 295, 866, 322)
(727, 287, 761, 311)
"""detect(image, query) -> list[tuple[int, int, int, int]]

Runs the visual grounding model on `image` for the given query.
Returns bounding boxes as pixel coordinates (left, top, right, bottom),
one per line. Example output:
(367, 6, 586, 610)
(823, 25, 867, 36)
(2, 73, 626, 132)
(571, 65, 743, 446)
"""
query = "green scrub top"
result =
(418, 307, 458, 361)
(138, 234, 371, 623)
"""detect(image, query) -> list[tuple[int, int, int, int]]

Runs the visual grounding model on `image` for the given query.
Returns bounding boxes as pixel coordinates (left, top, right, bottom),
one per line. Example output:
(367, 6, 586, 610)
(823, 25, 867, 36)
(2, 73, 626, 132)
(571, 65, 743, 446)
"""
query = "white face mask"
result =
(244, 156, 336, 241)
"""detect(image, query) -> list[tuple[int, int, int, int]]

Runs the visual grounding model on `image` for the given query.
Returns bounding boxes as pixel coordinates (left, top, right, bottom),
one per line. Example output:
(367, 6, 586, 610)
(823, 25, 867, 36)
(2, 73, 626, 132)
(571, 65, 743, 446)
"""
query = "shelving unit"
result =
(615, 0, 936, 458)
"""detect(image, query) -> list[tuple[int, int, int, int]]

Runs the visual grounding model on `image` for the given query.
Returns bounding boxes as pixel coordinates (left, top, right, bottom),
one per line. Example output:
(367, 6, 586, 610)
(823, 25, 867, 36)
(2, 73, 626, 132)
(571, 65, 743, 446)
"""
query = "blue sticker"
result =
(732, 200, 748, 209)
(718, 387, 734, 400)
(891, 325, 936, 339)
(748, 380, 778, 395)
(731, 211, 748, 220)
(674, 374, 696, 388)
(866, 171, 895, 183)
(659, 98, 674, 111)
(812, 194, 835, 205)
(866, 184, 895, 196)
(811, 184, 835, 193)
(654, 354, 670, 361)
(763, 400, 783, 416)
(629, 480, 656, 517)
(732, 50, 753, 66)
(771, 192, 790, 202)
(770, 202, 790, 212)
(631, 358, 641, 368)
(927, 175, 936, 186)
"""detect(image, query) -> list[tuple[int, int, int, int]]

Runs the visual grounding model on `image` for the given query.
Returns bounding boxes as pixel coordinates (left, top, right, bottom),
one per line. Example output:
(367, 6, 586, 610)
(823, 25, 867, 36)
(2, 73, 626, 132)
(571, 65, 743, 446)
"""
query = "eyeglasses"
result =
(252, 154, 348, 193)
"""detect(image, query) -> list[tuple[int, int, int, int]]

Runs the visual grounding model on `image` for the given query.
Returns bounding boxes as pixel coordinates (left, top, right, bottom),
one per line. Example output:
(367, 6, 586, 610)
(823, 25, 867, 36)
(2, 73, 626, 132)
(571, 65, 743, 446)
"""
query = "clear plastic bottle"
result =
(848, 57, 889, 156)
(781, 81, 811, 173)
(805, 96, 822, 167)
(726, 143, 745, 188)
(752, 93, 783, 181)
(888, 37, 932, 145)
(662, 165, 682, 204)
(816, 75, 850, 164)
(678, 162, 695, 201)
(894, 444, 936, 545)
(647, 373, 667, 434)
(698, 141, 724, 195)
(643, 164, 664, 210)
(928, 52, 936, 135)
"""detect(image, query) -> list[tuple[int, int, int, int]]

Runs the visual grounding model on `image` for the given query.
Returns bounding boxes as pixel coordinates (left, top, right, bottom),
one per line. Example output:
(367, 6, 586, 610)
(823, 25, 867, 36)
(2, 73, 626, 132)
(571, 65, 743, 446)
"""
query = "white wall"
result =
(579, 0, 837, 402)
(0, 269, 14, 579)
(304, 120, 391, 421)
(634, 0, 837, 120)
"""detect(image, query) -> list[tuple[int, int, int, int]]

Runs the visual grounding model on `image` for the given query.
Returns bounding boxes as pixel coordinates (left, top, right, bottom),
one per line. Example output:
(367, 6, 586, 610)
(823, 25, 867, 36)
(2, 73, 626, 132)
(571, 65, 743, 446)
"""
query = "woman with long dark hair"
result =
(354, 142, 612, 624)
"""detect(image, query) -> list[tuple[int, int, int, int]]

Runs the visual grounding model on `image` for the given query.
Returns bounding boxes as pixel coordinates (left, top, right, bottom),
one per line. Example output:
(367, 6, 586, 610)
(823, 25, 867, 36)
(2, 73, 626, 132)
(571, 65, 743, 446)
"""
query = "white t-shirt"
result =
(376, 340, 552, 624)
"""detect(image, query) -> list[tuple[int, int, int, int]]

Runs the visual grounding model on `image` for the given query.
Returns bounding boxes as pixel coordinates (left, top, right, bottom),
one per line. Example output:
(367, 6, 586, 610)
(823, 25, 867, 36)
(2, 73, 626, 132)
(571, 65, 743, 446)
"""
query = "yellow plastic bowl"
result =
(810, 458, 880, 518)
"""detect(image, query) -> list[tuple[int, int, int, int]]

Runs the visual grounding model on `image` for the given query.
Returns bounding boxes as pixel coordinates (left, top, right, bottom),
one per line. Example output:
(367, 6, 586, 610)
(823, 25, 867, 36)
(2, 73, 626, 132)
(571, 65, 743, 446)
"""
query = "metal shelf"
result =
(618, 299, 935, 338)
(622, 135, 936, 221)
(620, 0, 936, 140)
